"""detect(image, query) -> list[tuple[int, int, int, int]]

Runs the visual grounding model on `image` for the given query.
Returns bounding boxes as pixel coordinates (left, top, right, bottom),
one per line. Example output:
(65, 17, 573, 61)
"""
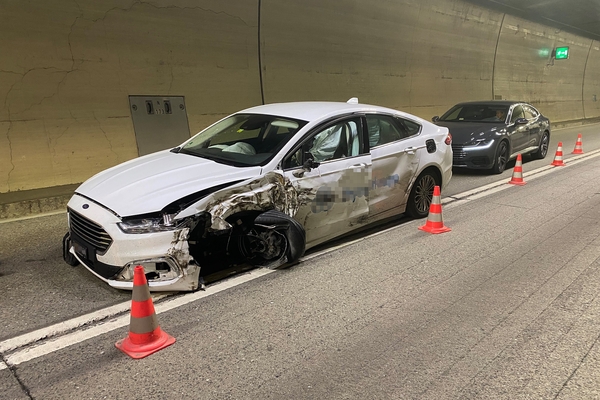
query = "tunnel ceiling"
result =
(467, 0, 600, 41)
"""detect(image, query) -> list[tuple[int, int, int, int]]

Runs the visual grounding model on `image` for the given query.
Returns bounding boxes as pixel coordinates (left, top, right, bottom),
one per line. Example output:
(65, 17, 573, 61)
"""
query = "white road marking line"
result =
(0, 210, 66, 224)
(443, 148, 600, 207)
(1, 269, 274, 367)
(2, 142, 600, 368)
(0, 296, 166, 354)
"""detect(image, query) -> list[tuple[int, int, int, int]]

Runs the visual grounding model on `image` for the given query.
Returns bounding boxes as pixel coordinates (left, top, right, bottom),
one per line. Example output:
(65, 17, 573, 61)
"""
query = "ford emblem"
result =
(82, 204, 89, 209)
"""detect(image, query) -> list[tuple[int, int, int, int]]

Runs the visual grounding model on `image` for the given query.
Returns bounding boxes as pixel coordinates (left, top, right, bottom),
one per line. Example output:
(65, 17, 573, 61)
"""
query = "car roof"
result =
(453, 100, 528, 107)
(237, 101, 412, 122)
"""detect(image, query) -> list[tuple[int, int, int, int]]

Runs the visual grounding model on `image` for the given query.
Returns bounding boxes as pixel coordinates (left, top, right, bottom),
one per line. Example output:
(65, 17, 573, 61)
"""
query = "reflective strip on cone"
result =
(115, 266, 176, 359)
(418, 185, 451, 234)
(551, 142, 566, 166)
(572, 134, 584, 154)
(508, 154, 526, 185)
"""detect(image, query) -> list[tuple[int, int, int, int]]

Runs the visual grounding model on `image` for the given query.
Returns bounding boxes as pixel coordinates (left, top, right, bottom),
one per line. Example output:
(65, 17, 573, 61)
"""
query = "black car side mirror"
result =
(515, 118, 528, 125)
(432, 116, 440, 122)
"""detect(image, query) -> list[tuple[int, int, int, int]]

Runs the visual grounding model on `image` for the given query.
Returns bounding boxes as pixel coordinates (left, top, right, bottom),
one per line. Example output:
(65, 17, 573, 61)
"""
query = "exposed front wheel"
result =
(406, 171, 439, 219)
(238, 210, 306, 269)
(491, 141, 509, 174)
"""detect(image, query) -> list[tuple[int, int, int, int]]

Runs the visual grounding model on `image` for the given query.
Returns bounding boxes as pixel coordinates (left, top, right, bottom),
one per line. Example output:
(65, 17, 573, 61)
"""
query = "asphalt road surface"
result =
(1, 123, 600, 399)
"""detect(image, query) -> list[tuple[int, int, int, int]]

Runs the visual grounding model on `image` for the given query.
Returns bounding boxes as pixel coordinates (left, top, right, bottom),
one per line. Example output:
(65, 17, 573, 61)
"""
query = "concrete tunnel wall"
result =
(0, 0, 599, 194)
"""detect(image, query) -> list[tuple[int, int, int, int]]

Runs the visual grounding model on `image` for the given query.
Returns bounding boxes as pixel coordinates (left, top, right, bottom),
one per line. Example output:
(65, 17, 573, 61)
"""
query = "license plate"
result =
(72, 240, 88, 259)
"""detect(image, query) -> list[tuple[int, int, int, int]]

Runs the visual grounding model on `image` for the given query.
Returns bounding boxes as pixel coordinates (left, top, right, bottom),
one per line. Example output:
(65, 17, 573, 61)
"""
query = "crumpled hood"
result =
(76, 150, 262, 217)
(436, 121, 505, 145)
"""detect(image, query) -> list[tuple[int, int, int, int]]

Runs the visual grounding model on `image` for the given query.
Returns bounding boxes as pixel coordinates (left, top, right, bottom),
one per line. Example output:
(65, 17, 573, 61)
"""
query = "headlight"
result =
(467, 138, 494, 148)
(118, 213, 188, 234)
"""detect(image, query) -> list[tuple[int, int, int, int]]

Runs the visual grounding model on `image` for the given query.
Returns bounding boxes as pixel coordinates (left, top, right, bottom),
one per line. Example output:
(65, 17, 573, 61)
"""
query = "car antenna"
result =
(346, 97, 359, 104)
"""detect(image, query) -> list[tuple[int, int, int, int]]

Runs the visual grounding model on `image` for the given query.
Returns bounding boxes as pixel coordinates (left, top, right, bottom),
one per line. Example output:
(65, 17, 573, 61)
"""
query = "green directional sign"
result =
(555, 46, 569, 59)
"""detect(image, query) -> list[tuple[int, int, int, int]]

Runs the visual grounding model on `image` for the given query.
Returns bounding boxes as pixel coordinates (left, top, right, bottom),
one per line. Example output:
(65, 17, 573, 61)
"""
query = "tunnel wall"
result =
(0, 0, 599, 193)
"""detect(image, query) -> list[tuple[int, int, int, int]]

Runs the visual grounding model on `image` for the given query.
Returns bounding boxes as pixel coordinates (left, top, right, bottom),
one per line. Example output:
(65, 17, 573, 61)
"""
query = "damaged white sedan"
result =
(63, 99, 452, 291)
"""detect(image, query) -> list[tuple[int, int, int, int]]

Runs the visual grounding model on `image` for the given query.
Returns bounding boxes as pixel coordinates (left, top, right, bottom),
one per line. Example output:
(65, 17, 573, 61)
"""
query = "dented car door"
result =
(367, 114, 423, 218)
(283, 117, 372, 248)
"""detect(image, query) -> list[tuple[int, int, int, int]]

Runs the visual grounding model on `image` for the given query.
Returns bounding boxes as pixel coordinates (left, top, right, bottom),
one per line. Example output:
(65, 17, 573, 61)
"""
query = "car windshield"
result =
(439, 104, 510, 123)
(179, 113, 307, 166)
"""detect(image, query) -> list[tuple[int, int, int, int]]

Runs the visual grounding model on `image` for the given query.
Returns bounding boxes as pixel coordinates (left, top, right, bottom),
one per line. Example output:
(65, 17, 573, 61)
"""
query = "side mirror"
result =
(432, 116, 440, 123)
(515, 118, 528, 125)
(293, 154, 320, 178)
(303, 157, 320, 170)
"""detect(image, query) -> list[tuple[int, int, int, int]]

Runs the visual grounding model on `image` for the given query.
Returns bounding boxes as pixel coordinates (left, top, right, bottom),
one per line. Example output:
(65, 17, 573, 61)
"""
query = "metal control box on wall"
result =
(129, 96, 191, 156)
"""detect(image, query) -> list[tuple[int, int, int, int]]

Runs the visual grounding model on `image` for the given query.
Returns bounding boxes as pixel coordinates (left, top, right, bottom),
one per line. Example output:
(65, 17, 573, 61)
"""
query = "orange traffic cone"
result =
(508, 154, 526, 185)
(418, 185, 451, 234)
(551, 142, 566, 166)
(572, 134, 584, 154)
(115, 266, 176, 359)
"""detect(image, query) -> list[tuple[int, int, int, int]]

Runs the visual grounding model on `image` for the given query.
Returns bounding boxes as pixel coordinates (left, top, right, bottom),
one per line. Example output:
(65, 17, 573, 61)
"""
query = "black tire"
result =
(406, 170, 439, 219)
(531, 131, 550, 160)
(491, 140, 509, 174)
(62, 232, 80, 266)
(240, 210, 306, 267)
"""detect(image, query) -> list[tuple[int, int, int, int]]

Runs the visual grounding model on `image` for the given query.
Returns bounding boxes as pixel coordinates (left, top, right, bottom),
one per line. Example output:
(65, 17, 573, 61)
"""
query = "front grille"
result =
(68, 209, 113, 253)
(452, 144, 466, 160)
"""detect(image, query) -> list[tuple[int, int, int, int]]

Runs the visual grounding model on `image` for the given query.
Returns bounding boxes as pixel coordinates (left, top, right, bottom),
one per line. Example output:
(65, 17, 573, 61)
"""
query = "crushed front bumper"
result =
(66, 194, 200, 292)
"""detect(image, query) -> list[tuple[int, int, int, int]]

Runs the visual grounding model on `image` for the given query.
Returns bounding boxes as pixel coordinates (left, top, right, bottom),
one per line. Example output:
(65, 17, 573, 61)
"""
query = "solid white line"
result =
(2, 269, 274, 367)
(0, 210, 66, 224)
(443, 147, 600, 207)
(0, 296, 166, 353)
(3, 142, 600, 367)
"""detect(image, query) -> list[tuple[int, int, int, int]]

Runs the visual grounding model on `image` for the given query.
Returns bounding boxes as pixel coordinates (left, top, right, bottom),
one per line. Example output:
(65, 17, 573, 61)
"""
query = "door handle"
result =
(348, 163, 367, 169)
(403, 147, 418, 154)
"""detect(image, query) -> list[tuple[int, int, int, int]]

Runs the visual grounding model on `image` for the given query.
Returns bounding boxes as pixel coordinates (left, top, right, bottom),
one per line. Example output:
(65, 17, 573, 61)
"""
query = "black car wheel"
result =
(238, 210, 305, 268)
(532, 131, 550, 160)
(491, 141, 509, 174)
(406, 170, 439, 219)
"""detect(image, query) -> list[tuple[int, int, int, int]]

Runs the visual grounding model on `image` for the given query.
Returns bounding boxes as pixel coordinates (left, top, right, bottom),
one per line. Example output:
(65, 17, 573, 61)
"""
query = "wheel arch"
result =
(416, 165, 443, 189)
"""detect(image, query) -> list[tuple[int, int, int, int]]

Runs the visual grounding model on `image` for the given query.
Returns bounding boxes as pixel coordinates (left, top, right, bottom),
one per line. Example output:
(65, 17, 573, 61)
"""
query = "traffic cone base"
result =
(572, 134, 584, 154)
(418, 223, 452, 234)
(116, 328, 176, 359)
(551, 142, 566, 166)
(418, 185, 451, 234)
(508, 153, 526, 185)
(116, 266, 176, 359)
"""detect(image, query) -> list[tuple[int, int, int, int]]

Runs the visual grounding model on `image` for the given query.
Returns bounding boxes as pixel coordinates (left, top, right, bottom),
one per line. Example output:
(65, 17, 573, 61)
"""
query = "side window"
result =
(397, 118, 421, 137)
(367, 115, 401, 147)
(366, 115, 421, 148)
(283, 118, 363, 169)
(523, 105, 538, 120)
(510, 105, 524, 124)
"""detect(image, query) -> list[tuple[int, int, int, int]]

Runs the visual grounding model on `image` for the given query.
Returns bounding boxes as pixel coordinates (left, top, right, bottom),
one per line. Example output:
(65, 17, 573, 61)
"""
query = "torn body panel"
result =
(192, 171, 299, 232)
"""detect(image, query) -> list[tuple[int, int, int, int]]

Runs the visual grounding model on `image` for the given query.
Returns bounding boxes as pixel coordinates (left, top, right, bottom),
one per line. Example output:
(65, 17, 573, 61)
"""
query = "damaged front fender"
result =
(194, 172, 300, 231)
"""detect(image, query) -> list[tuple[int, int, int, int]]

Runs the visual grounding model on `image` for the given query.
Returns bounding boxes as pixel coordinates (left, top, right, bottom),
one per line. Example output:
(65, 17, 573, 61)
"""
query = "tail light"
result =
(445, 132, 452, 145)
